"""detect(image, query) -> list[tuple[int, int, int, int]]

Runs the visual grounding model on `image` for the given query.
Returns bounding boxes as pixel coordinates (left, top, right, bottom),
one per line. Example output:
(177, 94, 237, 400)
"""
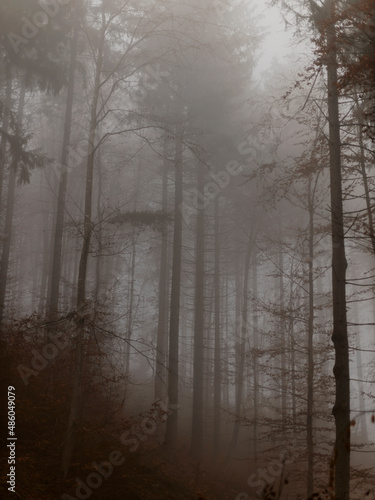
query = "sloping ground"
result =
(0, 441, 239, 499)
(3, 336, 372, 499)
(0, 338, 239, 499)
(58, 437, 244, 500)
(64, 449, 238, 500)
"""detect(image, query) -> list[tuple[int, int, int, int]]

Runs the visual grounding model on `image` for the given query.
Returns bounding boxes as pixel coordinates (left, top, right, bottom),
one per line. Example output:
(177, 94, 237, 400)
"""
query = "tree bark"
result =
(165, 125, 183, 449)
(93, 147, 104, 307)
(124, 228, 136, 404)
(223, 272, 230, 410)
(191, 160, 205, 461)
(38, 213, 53, 316)
(278, 241, 287, 433)
(47, 26, 78, 322)
(61, 12, 105, 475)
(155, 135, 170, 401)
(325, 3, 350, 497)
(353, 303, 368, 443)
(307, 175, 315, 498)
(213, 196, 221, 459)
(289, 279, 297, 444)
(231, 236, 252, 451)
(252, 255, 259, 464)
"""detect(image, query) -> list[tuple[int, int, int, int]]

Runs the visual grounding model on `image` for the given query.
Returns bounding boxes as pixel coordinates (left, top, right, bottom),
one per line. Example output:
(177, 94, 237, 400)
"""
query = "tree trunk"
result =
(61, 14, 104, 475)
(231, 236, 252, 451)
(325, 3, 350, 497)
(279, 242, 287, 433)
(213, 196, 221, 459)
(38, 213, 53, 316)
(307, 175, 315, 498)
(191, 160, 205, 461)
(165, 125, 183, 449)
(93, 210, 103, 306)
(47, 26, 78, 322)
(289, 280, 297, 444)
(155, 136, 170, 401)
(222, 271, 230, 410)
(124, 229, 136, 404)
(353, 303, 368, 443)
(124, 163, 141, 403)
(252, 255, 259, 464)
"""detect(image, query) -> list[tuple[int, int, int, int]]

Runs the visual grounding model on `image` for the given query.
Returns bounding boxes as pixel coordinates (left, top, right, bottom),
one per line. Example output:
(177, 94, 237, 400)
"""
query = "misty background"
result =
(0, 1, 374, 499)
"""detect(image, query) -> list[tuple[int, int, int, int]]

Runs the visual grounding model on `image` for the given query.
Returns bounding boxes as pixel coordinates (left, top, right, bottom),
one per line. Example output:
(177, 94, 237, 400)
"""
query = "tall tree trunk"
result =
(48, 27, 78, 322)
(38, 213, 52, 316)
(222, 271, 230, 410)
(61, 15, 104, 475)
(94, 147, 104, 306)
(31, 231, 40, 312)
(124, 163, 141, 403)
(279, 242, 287, 433)
(70, 244, 79, 310)
(62, 233, 74, 311)
(289, 280, 297, 444)
(191, 161, 205, 461)
(155, 136, 170, 401)
(307, 175, 315, 498)
(0, 80, 26, 325)
(325, 3, 350, 497)
(353, 303, 368, 443)
(165, 125, 183, 449)
(205, 281, 215, 412)
(124, 229, 136, 404)
(231, 236, 252, 451)
(213, 196, 221, 459)
(252, 255, 259, 464)
(180, 281, 189, 382)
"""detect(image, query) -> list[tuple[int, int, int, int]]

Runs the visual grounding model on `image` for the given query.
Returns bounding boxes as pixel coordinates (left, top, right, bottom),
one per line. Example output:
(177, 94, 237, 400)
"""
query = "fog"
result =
(0, 1, 374, 499)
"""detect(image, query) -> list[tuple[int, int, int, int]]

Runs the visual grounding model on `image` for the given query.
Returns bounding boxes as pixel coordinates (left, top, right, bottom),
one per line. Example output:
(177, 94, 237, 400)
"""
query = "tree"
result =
(0, 82, 47, 325)
(313, 3, 351, 497)
(191, 157, 205, 461)
(47, 20, 79, 323)
(0, 0, 71, 326)
(165, 123, 184, 449)
(61, 0, 174, 473)
(273, 1, 352, 496)
(213, 196, 222, 459)
(154, 133, 170, 402)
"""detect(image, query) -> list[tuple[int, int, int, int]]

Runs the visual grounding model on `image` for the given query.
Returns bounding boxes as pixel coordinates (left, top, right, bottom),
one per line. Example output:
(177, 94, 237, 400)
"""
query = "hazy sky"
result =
(253, 1, 292, 77)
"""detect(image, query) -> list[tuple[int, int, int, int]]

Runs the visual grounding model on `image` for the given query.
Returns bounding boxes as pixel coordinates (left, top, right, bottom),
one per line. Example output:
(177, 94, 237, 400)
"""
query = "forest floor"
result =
(0, 338, 242, 500)
(2, 337, 372, 500)
(0, 426, 242, 499)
